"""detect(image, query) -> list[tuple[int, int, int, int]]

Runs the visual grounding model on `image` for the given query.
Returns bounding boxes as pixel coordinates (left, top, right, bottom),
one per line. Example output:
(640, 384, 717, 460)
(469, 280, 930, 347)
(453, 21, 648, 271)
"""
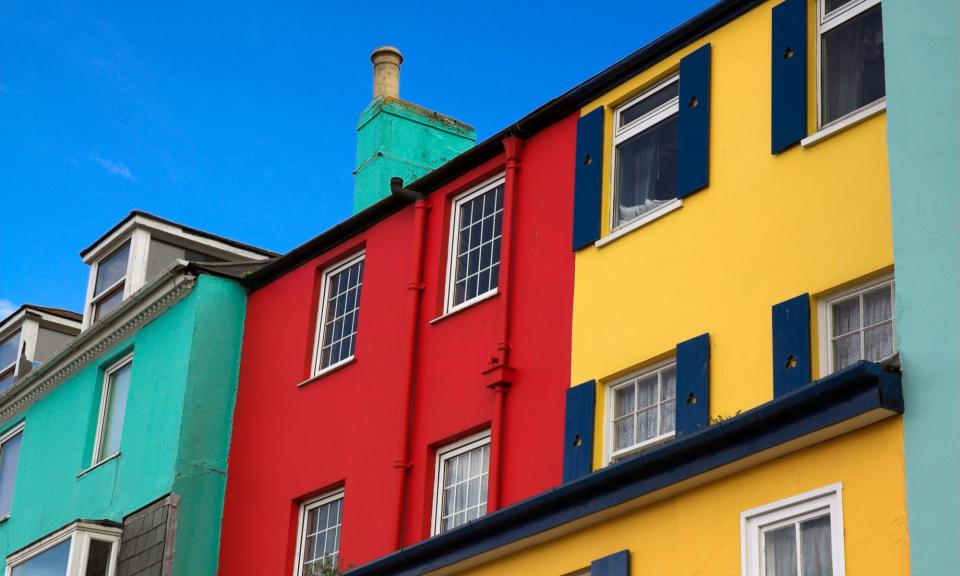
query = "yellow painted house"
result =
(348, 1, 906, 575)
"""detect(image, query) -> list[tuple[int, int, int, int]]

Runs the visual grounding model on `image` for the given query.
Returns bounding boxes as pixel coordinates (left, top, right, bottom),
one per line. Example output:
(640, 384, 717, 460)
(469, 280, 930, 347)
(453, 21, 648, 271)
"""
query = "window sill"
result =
(297, 356, 356, 388)
(595, 199, 683, 249)
(77, 452, 120, 479)
(608, 432, 676, 465)
(430, 290, 499, 325)
(802, 98, 887, 148)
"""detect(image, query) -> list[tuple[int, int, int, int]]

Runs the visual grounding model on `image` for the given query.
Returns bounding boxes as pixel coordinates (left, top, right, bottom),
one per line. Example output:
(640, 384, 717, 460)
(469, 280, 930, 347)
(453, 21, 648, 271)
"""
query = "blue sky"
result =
(0, 0, 715, 316)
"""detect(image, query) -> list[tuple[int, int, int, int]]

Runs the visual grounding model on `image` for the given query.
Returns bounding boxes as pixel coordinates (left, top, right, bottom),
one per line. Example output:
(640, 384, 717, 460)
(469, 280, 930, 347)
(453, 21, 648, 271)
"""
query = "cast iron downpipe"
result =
(485, 136, 523, 512)
(390, 176, 428, 549)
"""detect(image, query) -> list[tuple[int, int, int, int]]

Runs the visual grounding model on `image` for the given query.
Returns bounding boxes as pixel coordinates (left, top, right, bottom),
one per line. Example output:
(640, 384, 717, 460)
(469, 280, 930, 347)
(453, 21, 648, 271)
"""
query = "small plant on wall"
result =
(709, 410, 743, 425)
(306, 561, 341, 576)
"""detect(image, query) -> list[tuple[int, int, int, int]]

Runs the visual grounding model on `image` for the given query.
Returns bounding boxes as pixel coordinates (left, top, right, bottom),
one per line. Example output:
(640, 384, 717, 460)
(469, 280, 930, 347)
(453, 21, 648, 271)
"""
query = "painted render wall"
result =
(219, 114, 577, 574)
(573, 0, 893, 433)
(170, 275, 247, 576)
(884, 1, 960, 573)
(0, 275, 245, 576)
(454, 419, 909, 576)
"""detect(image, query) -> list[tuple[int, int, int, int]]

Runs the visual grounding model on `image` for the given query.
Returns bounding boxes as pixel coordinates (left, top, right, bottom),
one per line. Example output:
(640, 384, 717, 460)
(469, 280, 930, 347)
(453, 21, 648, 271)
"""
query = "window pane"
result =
(800, 516, 833, 576)
(833, 333, 861, 370)
(11, 538, 71, 576)
(661, 366, 677, 401)
(614, 385, 635, 418)
(99, 362, 132, 459)
(438, 440, 489, 533)
(615, 114, 678, 226)
(0, 331, 20, 371)
(615, 415, 635, 451)
(318, 259, 364, 370)
(85, 539, 113, 576)
(764, 525, 799, 576)
(636, 407, 658, 443)
(619, 81, 679, 128)
(822, 5, 885, 124)
(824, 0, 855, 14)
(863, 286, 892, 326)
(451, 184, 504, 307)
(636, 375, 658, 410)
(864, 323, 894, 361)
(661, 399, 676, 434)
(300, 496, 343, 574)
(93, 284, 125, 322)
(831, 297, 860, 336)
(0, 430, 23, 516)
(0, 370, 14, 395)
(95, 242, 130, 296)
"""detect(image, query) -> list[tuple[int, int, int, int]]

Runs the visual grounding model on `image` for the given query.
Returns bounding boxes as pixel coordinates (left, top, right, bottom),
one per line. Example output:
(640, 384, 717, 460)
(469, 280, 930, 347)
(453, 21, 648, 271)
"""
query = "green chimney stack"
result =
(353, 47, 476, 212)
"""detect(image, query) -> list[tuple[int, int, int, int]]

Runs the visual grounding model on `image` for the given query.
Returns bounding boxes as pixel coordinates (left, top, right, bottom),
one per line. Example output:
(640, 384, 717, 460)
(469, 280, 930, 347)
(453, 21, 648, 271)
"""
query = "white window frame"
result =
(91, 354, 133, 466)
(293, 489, 344, 576)
(815, 0, 883, 129)
(740, 483, 846, 576)
(610, 74, 681, 233)
(443, 175, 506, 315)
(311, 252, 365, 377)
(83, 237, 140, 329)
(604, 358, 677, 465)
(431, 430, 491, 536)
(0, 423, 25, 521)
(817, 275, 895, 377)
(5, 521, 122, 576)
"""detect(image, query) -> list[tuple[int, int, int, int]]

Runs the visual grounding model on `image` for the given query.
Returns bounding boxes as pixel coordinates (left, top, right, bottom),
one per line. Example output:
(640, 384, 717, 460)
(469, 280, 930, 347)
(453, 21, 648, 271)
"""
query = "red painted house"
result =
(218, 52, 578, 575)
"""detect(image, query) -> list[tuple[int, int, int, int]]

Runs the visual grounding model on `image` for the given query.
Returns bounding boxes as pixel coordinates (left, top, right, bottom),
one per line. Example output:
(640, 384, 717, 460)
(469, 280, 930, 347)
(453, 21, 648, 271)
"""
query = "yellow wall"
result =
(569, 0, 893, 467)
(453, 418, 908, 576)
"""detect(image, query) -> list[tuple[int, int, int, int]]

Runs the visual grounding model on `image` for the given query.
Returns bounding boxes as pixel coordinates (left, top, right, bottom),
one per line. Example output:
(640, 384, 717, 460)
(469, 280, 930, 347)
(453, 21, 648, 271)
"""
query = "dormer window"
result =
(81, 212, 275, 329)
(0, 306, 82, 394)
(91, 242, 131, 323)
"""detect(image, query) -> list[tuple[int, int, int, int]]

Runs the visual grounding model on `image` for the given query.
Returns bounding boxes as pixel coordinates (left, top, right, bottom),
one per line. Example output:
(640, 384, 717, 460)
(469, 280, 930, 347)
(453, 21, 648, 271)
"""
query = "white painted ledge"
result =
(802, 99, 887, 148)
(595, 198, 683, 249)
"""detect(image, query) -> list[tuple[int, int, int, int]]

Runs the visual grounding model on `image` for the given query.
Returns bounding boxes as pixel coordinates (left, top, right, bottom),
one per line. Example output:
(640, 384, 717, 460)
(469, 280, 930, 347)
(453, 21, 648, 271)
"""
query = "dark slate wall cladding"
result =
(116, 495, 179, 576)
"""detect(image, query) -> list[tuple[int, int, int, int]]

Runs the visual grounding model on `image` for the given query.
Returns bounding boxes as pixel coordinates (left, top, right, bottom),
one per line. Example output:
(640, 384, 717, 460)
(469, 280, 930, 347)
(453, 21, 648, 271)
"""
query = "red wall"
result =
(218, 113, 578, 574)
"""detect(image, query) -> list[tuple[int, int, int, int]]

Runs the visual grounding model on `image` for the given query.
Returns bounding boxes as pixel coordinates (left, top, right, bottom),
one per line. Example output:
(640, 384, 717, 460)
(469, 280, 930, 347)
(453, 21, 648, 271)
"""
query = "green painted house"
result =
(884, 1, 960, 573)
(0, 212, 273, 576)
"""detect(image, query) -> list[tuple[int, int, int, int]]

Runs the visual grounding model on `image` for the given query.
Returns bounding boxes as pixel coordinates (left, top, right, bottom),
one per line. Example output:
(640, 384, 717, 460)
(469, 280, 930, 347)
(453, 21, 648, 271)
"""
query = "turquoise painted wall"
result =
(170, 276, 247, 576)
(0, 275, 246, 575)
(353, 96, 475, 212)
(884, 1, 960, 574)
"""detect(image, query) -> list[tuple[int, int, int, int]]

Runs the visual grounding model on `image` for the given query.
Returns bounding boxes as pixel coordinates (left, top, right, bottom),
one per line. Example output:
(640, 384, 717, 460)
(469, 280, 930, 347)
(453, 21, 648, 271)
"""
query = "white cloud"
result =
(0, 299, 16, 321)
(91, 155, 136, 181)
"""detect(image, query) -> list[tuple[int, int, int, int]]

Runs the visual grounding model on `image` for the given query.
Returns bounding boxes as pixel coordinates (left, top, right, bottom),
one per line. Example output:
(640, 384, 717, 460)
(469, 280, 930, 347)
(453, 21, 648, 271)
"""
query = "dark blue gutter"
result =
(346, 361, 903, 576)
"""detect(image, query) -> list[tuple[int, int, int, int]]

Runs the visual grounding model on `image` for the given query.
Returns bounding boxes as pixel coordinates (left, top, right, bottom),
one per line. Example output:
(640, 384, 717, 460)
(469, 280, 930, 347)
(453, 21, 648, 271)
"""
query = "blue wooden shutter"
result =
(572, 107, 605, 251)
(676, 333, 710, 436)
(772, 294, 812, 396)
(772, 0, 808, 153)
(678, 43, 712, 198)
(562, 381, 596, 482)
(591, 550, 630, 576)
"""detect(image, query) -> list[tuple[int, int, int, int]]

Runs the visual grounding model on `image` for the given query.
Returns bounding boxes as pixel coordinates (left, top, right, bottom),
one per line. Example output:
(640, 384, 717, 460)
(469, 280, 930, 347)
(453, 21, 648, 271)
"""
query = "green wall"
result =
(883, 1, 960, 574)
(353, 97, 475, 212)
(0, 275, 246, 575)
(170, 276, 247, 576)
